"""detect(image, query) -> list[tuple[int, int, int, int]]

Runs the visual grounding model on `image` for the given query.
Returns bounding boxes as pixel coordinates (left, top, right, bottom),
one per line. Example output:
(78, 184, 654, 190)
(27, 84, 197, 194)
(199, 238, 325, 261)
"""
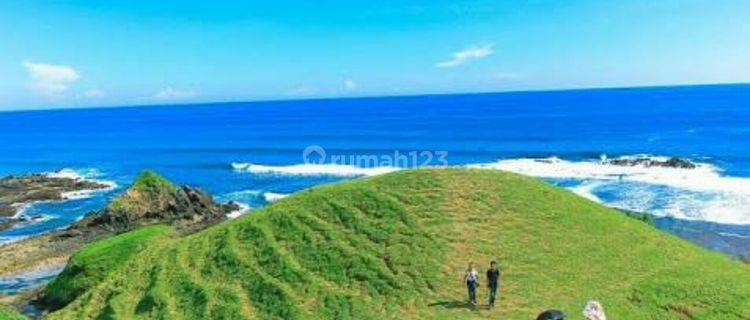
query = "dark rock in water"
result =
(67, 170, 237, 236)
(604, 156, 697, 169)
(0, 173, 110, 217)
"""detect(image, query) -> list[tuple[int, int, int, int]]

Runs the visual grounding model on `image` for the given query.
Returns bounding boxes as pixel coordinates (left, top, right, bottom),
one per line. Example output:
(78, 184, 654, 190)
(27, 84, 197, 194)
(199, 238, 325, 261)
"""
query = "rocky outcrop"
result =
(0, 170, 240, 278)
(64, 170, 239, 237)
(604, 156, 697, 169)
(0, 173, 110, 218)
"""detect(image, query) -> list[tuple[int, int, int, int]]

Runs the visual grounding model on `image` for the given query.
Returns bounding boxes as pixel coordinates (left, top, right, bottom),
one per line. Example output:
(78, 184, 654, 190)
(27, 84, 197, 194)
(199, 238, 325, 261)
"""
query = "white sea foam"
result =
(0, 234, 31, 245)
(60, 189, 97, 200)
(226, 202, 251, 219)
(232, 162, 401, 177)
(44, 168, 119, 193)
(45, 168, 87, 180)
(45, 168, 118, 197)
(651, 191, 750, 225)
(5, 168, 118, 221)
(0, 263, 65, 293)
(217, 189, 261, 201)
(717, 232, 750, 239)
(569, 181, 604, 202)
(10, 203, 32, 219)
(471, 156, 750, 225)
(470, 156, 750, 194)
(263, 192, 289, 203)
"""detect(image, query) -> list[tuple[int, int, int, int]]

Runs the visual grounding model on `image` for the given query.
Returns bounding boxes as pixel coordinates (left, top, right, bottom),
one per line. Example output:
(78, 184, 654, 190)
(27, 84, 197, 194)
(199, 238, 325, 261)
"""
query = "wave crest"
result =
(471, 156, 750, 225)
(470, 156, 749, 194)
(45, 168, 118, 190)
(231, 162, 400, 177)
(263, 192, 288, 203)
(226, 202, 251, 219)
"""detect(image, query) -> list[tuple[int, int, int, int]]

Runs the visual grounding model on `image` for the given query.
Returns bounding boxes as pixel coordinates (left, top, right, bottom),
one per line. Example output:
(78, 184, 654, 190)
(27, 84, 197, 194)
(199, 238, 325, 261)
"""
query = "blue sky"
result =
(1, 0, 749, 110)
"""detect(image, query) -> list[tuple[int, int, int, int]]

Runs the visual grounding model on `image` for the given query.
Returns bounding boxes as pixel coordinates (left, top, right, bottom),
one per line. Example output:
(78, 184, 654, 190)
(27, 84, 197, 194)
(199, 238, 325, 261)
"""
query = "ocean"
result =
(2, 84, 750, 290)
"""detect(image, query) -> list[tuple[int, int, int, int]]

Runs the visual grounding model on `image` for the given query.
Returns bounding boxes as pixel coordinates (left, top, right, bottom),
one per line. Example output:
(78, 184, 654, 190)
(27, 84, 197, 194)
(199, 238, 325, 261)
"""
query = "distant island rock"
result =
(604, 156, 697, 169)
(69, 170, 239, 236)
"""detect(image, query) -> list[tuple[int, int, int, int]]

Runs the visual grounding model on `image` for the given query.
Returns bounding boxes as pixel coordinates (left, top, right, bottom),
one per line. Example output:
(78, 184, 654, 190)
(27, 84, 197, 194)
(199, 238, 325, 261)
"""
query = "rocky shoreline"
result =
(0, 170, 239, 293)
(0, 173, 111, 232)
(603, 156, 697, 169)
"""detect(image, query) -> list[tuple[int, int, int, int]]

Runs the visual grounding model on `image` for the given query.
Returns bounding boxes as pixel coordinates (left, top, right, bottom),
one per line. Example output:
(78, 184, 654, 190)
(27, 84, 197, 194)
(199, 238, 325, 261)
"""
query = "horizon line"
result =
(3, 81, 749, 114)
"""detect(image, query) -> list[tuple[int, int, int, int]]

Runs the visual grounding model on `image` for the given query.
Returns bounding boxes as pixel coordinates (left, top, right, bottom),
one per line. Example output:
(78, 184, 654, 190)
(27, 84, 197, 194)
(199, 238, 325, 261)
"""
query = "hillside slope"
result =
(42, 225, 173, 309)
(48, 169, 750, 319)
(0, 305, 24, 320)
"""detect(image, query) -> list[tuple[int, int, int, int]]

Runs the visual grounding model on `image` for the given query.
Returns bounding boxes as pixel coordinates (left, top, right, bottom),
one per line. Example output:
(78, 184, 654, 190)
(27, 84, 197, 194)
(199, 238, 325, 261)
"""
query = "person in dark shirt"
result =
(486, 260, 501, 307)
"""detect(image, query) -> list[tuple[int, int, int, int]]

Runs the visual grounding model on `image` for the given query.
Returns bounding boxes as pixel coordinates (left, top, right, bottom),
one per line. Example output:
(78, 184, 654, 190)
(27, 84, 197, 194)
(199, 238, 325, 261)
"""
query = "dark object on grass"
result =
(537, 309, 565, 320)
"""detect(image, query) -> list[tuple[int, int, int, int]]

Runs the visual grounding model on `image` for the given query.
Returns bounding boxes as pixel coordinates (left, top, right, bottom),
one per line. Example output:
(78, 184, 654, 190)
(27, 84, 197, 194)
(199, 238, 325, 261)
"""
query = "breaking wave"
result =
(263, 192, 289, 203)
(226, 202, 251, 219)
(471, 156, 750, 225)
(230, 156, 750, 225)
(45, 168, 118, 191)
(231, 162, 400, 177)
(0, 263, 65, 295)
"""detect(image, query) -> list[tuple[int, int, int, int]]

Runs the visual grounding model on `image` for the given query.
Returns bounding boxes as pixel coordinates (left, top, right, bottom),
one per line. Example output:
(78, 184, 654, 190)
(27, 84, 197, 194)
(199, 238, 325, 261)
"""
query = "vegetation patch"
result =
(0, 305, 25, 320)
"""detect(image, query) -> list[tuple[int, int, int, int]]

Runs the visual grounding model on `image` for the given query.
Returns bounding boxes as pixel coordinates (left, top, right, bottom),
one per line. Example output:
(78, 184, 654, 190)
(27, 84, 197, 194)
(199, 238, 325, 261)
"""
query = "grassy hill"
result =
(0, 305, 25, 320)
(42, 225, 173, 309)
(45, 169, 750, 319)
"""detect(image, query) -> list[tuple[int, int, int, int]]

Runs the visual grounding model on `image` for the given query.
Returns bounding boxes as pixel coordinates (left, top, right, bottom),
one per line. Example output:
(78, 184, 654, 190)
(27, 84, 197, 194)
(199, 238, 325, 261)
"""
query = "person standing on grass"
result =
(464, 262, 479, 305)
(486, 260, 501, 307)
(583, 300, 606, 320)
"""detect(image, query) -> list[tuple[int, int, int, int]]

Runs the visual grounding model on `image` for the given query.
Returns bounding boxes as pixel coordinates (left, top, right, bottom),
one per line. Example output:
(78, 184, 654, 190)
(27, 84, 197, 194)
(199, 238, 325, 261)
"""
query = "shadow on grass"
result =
(428, 300, 486, 310)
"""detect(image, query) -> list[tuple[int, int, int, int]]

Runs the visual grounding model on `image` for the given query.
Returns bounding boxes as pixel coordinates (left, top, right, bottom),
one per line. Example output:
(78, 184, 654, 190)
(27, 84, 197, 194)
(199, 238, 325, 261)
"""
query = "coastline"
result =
(3, 84, 750, 259)
(38, 168, 750, 319)
(6, 155, 750, 289)
(1, 170, 239, 301)
(0, 170, 116, 239)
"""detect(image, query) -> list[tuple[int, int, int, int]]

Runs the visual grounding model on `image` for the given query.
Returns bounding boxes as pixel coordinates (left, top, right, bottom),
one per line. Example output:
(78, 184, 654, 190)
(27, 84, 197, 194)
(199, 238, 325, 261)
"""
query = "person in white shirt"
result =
(464, 262, 480, 305)
(583, 300, 606, 320)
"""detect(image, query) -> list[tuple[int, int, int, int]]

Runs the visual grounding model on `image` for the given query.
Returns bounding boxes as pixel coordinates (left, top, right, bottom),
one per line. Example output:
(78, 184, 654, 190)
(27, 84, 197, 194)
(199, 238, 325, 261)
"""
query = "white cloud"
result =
(82, 88, 105, 98)
(153, 87, 197, 100)
(286, 86, 318, 96)
(492, 72, 520, 79)
(343, 79, 357, 91)
(436, 44, 494, 68)
(23, 61, 80, 95)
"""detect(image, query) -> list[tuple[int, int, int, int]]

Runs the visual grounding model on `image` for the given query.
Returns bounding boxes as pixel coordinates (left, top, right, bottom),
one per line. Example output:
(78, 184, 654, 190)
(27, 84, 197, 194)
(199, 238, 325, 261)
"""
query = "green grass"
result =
(47, 169, 750, 319)
(129, 170, 177, 193)
(0, 305, 25, 320)
(43, 225, 172, 310)
(108, 170, 177, 212)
